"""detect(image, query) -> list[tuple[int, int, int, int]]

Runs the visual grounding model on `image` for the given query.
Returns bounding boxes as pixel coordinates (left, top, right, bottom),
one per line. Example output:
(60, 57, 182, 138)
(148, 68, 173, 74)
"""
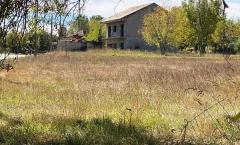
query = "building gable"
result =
(102, 3, 159, 24)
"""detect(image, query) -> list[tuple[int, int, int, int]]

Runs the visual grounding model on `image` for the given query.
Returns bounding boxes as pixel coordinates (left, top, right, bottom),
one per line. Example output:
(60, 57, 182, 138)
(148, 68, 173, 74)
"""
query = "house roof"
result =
(102, 3, 158, 23)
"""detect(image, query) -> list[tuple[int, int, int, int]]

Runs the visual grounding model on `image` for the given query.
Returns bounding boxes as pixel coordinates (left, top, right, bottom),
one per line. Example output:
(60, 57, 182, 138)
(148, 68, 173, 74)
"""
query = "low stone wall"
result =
(57, 40, 86, 51)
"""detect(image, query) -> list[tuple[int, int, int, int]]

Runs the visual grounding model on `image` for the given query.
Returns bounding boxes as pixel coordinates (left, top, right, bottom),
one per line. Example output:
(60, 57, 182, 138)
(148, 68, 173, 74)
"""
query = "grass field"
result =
(0, 49, 240, 144)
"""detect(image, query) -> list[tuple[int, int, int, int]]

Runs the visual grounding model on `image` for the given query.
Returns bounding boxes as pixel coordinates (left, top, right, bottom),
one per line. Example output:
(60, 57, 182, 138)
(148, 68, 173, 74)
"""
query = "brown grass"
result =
(0, 49, 239, 144)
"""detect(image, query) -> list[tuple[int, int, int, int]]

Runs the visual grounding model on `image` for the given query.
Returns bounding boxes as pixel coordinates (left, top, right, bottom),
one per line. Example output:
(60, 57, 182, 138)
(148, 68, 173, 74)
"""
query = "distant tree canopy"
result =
(85, 15, 105, 42)
(142, 6, 194, 53)
(6, 28, 57, 54)
(1, 0, 239, 56)
(27, 29, 52, 52)
(210, 20, 240, 53)
(0, 0, 87, 55)
(168, 7, 195, 50)
(0, 0, 88, 70)
(90, 15, 104, 21)
(183, 0, 223, 55)
(142, 7, 171, 53)
(6, 31, 27, 54)
(142, 0, 240, 55)
(68, 15, 105, 43)
(68, 15, 89, 35)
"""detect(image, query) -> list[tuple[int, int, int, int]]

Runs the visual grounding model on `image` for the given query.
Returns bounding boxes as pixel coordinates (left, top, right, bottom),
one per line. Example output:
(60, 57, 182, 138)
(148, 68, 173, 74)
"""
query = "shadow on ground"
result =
(0, 112, 175, 145)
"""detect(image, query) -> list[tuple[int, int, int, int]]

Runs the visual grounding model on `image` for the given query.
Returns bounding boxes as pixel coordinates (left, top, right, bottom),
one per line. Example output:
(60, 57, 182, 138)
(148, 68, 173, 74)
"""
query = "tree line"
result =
(1, 0, 240, 56)
(1, 7, 105, 54)
(0, 0, 87, 55)
(67, 15, 106, 43)
(142, 0, 240, 55)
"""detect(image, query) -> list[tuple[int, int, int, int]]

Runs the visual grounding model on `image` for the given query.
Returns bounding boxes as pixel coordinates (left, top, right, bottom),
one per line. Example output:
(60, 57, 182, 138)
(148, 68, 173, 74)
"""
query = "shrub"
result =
(6, 31, 27, 53)
(6, 29, 53, 54)
(234, 38, 240, 53)
(26, 29, 52, 53)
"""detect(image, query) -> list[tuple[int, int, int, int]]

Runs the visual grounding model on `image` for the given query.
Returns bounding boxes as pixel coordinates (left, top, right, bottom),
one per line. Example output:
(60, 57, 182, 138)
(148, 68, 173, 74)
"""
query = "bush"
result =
(234, 38, 240, 53)
(211, 42, 238, 55)
(27, 29, 52, 53)
(6, 31, 27, 54)
(6, 29, 54, 54)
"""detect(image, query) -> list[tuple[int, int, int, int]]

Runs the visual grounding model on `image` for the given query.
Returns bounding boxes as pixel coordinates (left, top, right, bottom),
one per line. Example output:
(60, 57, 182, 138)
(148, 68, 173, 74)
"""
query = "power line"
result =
(114, 0, 123, 14)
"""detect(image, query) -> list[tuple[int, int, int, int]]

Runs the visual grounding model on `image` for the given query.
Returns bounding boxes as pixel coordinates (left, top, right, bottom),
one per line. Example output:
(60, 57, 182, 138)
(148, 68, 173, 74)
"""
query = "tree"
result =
(0, 0, 28, 48)
(142, 7, 172, 54)
(183, 0, 222, 55)
(85, 15, 105, 42)
(6, 31, 27, 54)
(90, 15, 103, 21)
(68, 15, 89, 35)
(0, 0, 87, 70)
(26, 29, 52, 53)
(210, 20, 240, 53)
(0, 0, 29, 70)
(142, 6, 195, 52)
(169, 7, 195, 50)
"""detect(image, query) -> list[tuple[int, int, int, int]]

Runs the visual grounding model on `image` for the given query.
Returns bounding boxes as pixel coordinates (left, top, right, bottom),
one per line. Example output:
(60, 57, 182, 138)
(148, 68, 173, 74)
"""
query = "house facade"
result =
(102, 3, 159, 50)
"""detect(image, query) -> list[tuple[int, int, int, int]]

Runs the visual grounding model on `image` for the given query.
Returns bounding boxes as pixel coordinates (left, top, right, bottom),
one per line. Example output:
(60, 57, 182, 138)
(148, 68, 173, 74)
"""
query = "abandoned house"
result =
(57, 30, 102, 51)
(102, 3, 159, 50)
(57, 30, 88, 51)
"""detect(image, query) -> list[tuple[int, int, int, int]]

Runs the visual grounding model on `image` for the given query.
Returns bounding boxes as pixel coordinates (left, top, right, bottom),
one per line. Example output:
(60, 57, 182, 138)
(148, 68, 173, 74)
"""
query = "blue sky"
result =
(84, 0, 240, 20)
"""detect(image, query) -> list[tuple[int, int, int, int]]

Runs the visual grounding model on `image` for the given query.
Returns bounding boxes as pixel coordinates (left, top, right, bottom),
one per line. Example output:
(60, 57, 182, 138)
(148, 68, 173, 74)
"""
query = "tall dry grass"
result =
(0, 49, 239, 144)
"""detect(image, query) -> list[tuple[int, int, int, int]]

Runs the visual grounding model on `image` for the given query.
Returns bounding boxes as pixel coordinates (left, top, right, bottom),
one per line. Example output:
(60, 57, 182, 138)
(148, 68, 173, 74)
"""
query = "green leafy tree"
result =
(142, 6, 195, 52)
(6, 31, 27, 53)
(27, 29, 51, 53)
(169, 7, 195, 50)
(68, 15, 89, 35)
(0, 0, 28, 53)
(0, 0, 87, 69)
(183, 0, 222, 55)
(210, 20, 240, 53)
(235, 38, 240, 53)
(85, 15, 105, 42)
(142, 7, 173, 54)
(90, 15, 103, 21)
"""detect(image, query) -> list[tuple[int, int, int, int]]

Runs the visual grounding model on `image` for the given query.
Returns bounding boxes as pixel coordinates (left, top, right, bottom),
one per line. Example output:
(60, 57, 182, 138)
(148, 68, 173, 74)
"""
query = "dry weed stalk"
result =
(181, 54, 240, 144)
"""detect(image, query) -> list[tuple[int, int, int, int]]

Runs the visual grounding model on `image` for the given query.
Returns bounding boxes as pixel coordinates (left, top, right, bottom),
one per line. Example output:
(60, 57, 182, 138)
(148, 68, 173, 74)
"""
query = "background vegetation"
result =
(142, 0, 240, 55)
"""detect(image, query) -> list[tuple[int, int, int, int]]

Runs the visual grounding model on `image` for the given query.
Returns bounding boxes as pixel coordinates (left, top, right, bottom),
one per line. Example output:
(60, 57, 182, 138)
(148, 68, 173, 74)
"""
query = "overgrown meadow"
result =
(0, 49, 239, 144)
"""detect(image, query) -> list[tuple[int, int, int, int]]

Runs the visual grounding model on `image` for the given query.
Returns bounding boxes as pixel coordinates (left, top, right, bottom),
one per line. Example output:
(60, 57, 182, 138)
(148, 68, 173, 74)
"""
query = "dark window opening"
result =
(134, 45, 140, 50)
(108, 26, 111, 37)
(121, 24, 124, 37)
(107, 44, 112, 48)
(113, 26, 117, 32)
(120, 43, 124, 49)
(113, 43, 117, 49)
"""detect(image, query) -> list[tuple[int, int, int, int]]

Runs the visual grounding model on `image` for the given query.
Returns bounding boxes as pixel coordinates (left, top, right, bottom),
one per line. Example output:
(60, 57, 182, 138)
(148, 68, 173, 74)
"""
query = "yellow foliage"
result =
(142, 6, 195, 50)
(142, 7, 170, 47)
